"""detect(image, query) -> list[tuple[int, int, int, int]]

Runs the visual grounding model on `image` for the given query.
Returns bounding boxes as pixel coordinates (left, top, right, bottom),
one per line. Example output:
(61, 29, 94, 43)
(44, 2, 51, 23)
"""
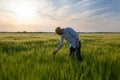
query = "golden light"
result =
(13, 2, 37, 23)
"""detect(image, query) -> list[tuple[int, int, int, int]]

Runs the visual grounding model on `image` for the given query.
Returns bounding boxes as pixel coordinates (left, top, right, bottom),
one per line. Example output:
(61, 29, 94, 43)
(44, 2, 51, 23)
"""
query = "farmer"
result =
(53, 27, 83, 61)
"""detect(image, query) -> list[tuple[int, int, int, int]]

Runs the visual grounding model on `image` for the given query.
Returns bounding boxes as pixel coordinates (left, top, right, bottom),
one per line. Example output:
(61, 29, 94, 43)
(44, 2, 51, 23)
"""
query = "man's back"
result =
(61, 27, 80, 48)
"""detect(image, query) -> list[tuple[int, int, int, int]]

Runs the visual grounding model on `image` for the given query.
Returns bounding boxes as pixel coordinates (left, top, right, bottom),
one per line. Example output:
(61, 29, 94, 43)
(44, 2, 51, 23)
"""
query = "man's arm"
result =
(53, 36, 64, 55)
(53, 44, 63, 55)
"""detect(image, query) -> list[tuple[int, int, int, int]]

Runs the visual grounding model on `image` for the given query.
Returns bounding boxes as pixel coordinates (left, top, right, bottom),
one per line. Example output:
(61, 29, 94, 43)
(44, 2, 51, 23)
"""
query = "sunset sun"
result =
(14, 2, 37, 23)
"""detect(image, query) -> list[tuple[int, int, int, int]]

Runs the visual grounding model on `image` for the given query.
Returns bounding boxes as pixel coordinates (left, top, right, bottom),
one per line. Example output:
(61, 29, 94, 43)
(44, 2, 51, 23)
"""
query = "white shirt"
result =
(59, 27, 80, 48)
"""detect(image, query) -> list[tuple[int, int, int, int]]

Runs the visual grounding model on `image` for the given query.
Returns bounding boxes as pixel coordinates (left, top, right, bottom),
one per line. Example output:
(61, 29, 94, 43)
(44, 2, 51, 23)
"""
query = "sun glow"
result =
(13, 2, 37, 23)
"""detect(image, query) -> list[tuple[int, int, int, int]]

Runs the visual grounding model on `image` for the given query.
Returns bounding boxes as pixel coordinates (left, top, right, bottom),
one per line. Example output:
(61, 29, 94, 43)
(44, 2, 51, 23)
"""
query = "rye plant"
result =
(0, 33, 120, 80)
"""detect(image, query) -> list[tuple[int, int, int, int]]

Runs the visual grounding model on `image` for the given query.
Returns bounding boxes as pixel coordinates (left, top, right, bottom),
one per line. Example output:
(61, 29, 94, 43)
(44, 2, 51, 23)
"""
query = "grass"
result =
(0, 33, 120, 80)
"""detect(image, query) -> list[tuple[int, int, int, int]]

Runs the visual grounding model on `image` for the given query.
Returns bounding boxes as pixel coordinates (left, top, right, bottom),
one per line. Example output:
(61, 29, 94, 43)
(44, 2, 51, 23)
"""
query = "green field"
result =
(0, 33, 120, 80)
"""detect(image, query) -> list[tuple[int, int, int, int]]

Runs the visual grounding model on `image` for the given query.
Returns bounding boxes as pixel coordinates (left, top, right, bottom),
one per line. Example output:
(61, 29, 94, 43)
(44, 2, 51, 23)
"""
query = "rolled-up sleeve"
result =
(59, 36, 64, 46)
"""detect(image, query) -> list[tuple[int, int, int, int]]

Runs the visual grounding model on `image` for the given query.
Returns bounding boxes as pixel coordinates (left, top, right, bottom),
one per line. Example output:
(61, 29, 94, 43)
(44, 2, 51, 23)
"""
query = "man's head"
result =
(55, 27, 63, 35)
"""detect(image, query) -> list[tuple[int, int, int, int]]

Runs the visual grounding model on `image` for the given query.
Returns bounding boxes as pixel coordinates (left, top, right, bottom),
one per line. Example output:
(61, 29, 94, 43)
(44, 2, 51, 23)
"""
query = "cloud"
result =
(0, 7, 14, 14)
(35, 0, 120, 32)
(0, 0, 120, 32)
(36, 0, 108, 21)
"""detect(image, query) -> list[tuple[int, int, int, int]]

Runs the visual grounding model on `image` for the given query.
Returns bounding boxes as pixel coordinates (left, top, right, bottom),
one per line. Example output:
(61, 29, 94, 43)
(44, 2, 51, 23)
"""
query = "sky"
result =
(0, 0, 120, 32)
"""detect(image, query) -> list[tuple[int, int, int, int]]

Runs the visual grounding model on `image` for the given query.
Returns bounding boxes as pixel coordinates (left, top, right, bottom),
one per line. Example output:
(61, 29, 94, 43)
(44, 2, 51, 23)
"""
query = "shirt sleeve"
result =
(59, 36, 64, 46)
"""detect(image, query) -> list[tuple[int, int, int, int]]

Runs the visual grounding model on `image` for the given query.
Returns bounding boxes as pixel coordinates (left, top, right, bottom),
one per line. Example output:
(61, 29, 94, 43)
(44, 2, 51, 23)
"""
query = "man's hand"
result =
(53, 50, 57, 55)
(53, 45, 62, 55)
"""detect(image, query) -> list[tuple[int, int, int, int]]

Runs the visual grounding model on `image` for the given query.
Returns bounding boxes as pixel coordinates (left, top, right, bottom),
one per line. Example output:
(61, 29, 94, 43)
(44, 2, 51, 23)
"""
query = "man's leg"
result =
(76, 41, 83, 61)
(70, 47, 75, 57)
